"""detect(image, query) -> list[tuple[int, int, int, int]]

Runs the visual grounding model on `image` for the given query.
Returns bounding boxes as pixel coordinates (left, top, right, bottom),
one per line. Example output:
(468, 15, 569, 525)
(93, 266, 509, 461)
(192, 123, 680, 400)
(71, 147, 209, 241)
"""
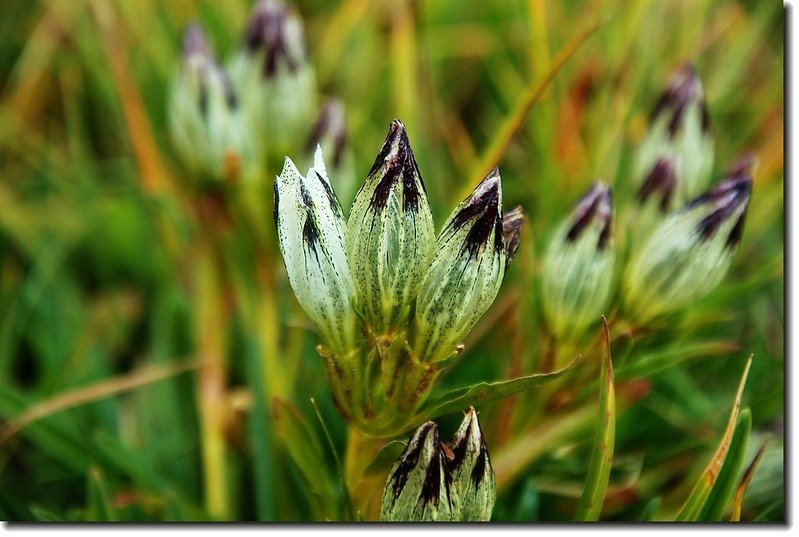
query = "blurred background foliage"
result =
(0, 0, 783, 522)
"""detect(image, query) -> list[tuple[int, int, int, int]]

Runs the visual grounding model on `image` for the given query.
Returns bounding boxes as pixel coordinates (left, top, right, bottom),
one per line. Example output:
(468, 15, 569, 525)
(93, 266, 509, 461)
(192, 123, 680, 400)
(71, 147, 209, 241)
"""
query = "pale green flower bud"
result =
(541, 183, 614, 341)
(448, 408, 495, 521)
(635, 64, 714, 203)
(623, 156, 753, 323)
(629, 155, 681, 246)
(305, 98, 357, 207)
(346, 120, 436, 334)
(414, 170, 507, 363)
(380, 421, 460, 522)
(169, 25, 254, 182)
(273, 150, 356, 355)
(229, 0, 316, 162)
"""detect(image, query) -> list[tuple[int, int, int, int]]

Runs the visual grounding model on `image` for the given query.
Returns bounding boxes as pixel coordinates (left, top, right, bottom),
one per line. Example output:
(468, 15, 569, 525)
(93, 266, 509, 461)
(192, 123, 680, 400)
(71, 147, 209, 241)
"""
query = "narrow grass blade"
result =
(699, 409, 752, 520)
(675, 356, 753, 521)
(273, 398, 340, 520)
(458, 18, 606, 201)
(244, 336, 276, 521)
(575, 317, 615, 521)
(638, 497, 661, 521)
(730, 439, 769, 521)
(86, 467, 116, 522)
(413, 356, 579, 423)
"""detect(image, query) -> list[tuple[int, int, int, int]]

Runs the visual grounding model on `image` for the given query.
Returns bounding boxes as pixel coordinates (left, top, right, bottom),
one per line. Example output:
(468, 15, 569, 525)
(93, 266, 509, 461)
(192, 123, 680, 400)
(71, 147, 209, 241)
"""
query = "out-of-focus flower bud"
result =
(635, 64, 714, 204)
(623, 156, 754, 323)
(448, 408, 495, 521)
(169, 25, 254, 182)
(346, 120, 436, 334)
(541, 183, 614, 342)
(414, 170, 507, 363)
(273, 150, 356, 355)
(380, 422, 460, 522)
(229, 0, 316, 162)
(305, 98, 357, 207)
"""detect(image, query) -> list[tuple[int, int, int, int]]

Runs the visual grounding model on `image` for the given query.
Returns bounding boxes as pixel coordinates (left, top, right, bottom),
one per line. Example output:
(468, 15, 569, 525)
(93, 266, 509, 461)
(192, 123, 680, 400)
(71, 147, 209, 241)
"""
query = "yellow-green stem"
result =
(195, 245, 231, 519)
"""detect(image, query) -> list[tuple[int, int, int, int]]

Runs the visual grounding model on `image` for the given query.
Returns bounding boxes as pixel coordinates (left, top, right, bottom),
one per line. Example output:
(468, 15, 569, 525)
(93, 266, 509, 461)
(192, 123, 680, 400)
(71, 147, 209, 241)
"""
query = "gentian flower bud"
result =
(448, 408, 496, 521)
(380, 422, 459, 521)
(414, 170, 506, 363)
(169, 25, 253, 181)
(541, 183, 615, 341)
(229, 0, 316, 161)
(346, 120, 436, 334)
(273, 149, 356, 355)
(623, 156, 754, 323)
(305, 99, 356, 206)
(635, 64, 714, 204)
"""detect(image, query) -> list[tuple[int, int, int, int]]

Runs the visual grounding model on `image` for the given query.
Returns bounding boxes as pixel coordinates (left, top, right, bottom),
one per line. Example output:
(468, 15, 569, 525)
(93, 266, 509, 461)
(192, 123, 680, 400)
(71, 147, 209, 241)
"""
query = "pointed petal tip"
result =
(470, 168, 502, 200)
(728, 153, 758, 180)
(280, 155, 300, 178)
(312, 144, 327, 174)
(183, 24, 211, 57)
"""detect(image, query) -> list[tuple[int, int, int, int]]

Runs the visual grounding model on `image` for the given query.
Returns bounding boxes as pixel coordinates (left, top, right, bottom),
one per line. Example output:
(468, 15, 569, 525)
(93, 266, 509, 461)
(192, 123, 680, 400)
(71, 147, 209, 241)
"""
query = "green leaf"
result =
(362, 440, 406, 478)
(699, 408, 752, 521)
(675, 356, 752, 521)
(28, 505, 65, 522)
(575, 318, 615, 521)
(413, 356, 579, 423)
(638, 497, 661, 521)
(86, 467, 116, 522)
(509, 476, 540, 522)
(272, 398, 340, 520)
(730, 438, 769, 521)
(243, 336, 276, 520)
(615, 340, 737, 381)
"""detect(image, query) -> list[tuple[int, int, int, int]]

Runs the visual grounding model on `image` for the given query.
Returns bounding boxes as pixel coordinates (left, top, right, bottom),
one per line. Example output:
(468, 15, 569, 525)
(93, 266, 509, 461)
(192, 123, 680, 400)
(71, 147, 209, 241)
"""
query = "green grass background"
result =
(0, 0, 783, 522)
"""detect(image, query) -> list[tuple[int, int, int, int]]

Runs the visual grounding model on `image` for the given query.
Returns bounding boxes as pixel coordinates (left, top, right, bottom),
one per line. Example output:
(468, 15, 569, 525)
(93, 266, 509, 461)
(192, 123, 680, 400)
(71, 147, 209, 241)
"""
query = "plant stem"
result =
(195, 244, 231, 519)
(344, 425, 385, 520)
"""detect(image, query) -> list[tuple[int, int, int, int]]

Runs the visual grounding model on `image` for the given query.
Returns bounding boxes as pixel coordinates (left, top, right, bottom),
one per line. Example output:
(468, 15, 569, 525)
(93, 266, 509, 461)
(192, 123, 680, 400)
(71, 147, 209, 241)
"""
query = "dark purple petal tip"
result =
(566, 182, 613, 251)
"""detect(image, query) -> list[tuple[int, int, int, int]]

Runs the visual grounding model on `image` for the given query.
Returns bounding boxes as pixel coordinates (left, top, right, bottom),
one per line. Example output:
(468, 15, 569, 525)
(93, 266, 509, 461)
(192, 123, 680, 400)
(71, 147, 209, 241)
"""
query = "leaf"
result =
(362, 440, 406, 477)
(86, 467, 116, 522)
(28, 505, 65, 522)
(730, 438, 769, 521)
(509, 476, 540, 522)
(575, 317, 616, 521)
(675, 356, 753, 521)
(615, 340, 737, 381)
(272, 398, 340, 519)
(698, 408, 751, 521)
(243, 336, 277, 520)
(459, 17, 608, 201)
(413, 356, 579, 423)
(638, 497, 661, 521)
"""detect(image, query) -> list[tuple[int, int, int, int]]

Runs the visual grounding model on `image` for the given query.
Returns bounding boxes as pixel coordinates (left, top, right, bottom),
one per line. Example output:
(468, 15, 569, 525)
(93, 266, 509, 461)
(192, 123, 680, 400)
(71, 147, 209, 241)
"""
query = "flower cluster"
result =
(540, 64, 753, 342)
(380, 408, 495, 522)
(274, 120, 523, 435)
(169, 0, 353, 189)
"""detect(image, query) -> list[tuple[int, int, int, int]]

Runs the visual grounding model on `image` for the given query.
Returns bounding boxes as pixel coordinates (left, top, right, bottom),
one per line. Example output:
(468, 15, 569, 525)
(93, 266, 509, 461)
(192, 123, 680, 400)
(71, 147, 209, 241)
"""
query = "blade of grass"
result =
(675, 355, 753, 521)
(0, 359, 199, 447)
(699, 408, 752, 520)
(457, 17, 607, 202)
(86, 467, 116, 522)
(273, 398, 340, 520)
(311, 397, 354, 521)
(413, 356, 579, 423)
(730, 438, 769, 521)
(244, 335, 277, 521)
(575, 317, 616, 521)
